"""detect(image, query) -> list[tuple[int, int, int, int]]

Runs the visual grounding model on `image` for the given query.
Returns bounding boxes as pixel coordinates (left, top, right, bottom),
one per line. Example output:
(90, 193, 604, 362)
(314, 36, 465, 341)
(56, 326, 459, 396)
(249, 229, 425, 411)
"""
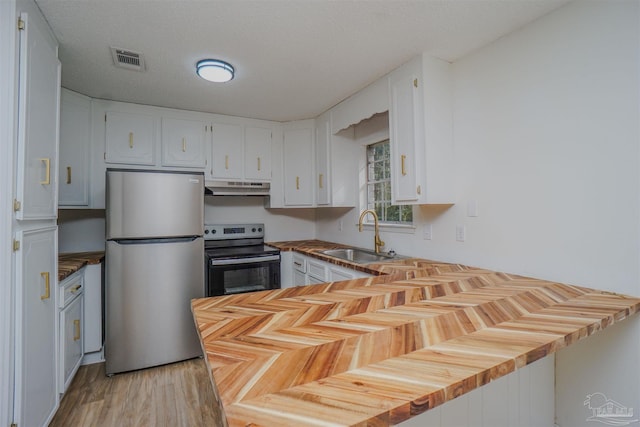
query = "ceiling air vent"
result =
(110, 47, 145, 71)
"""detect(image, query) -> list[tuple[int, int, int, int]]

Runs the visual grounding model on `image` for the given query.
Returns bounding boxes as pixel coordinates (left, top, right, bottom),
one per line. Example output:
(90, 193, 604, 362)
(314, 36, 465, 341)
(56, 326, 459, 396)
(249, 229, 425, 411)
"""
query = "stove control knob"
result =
(212, 229, 217, 234)
(252, 228, 256, 232)
(258, 227, 263, 232)
(204, 229, 209, 234)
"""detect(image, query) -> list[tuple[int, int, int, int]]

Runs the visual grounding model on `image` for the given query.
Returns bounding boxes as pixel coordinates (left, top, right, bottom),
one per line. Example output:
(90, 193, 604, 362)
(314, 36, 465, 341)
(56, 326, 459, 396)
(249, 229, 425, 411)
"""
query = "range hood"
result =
(204, 180, 270, 196)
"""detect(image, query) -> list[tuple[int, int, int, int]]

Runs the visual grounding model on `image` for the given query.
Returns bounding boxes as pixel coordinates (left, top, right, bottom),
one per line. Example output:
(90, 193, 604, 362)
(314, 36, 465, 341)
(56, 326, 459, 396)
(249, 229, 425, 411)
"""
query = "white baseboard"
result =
(81, 349, 104, 365)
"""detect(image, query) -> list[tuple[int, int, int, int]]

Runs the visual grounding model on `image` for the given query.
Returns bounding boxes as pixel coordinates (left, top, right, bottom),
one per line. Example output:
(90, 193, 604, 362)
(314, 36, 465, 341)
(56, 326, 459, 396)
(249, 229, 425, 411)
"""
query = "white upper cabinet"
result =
(15, 10, 61, 220)
(283, 122, 314, 206)
(210, 122, 273, 182)
(314, 110, 359, 207)
(161, 116, 208, 168)
(389, 56, 422, 203)
(244, 126, 272, 181)
(59, 89, 91, 207)
(211, 122, 244, 180)
(105, 110, 156, 165)
(314, 113, 330, 205)
(388, 54, 455, 205)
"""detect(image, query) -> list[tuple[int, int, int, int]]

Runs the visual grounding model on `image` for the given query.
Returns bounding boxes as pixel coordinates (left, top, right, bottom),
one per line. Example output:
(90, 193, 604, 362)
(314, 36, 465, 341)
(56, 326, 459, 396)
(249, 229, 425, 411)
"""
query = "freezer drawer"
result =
(106, 169, 204, 239)
(105, 237, 204, 374)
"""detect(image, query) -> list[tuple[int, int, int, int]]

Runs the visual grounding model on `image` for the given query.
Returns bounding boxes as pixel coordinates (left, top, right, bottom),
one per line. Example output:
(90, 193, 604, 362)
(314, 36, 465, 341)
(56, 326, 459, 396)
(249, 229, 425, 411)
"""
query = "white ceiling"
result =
(36, 0, 571, 122)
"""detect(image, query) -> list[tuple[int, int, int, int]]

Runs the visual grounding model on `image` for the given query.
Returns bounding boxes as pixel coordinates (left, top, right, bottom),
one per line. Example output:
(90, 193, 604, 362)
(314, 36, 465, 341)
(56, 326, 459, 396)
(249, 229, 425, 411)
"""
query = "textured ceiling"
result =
(36, 0, 571, 122)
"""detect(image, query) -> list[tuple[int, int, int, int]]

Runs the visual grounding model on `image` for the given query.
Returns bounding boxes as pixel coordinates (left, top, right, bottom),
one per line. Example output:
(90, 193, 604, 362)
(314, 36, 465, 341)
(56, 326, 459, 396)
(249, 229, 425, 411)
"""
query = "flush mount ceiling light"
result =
(196, 59, 234, 83)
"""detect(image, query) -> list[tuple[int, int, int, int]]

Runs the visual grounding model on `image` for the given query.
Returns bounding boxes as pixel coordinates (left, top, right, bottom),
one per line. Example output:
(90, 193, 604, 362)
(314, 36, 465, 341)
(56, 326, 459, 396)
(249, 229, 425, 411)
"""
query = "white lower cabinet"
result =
(294, 270, 308, 286)
(329, 266, 355, 282)
(290, 252, 373, 286)
(15, 226, 59, 427)
(59, 271, 84, 393)
(292, 253, 308, 286)
(307, 259, 328, 282)
(396, 355, 554, 426)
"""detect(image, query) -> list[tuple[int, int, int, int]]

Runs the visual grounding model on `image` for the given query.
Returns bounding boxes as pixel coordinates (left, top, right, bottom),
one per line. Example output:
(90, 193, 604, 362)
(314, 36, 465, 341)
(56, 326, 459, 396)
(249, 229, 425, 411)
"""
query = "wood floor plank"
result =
(49, 358, 225, 427)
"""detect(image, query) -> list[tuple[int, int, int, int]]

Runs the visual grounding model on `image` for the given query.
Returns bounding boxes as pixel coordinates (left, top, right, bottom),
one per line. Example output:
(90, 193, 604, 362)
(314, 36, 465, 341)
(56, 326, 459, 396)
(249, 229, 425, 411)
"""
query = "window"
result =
(366, 140, 413, 224)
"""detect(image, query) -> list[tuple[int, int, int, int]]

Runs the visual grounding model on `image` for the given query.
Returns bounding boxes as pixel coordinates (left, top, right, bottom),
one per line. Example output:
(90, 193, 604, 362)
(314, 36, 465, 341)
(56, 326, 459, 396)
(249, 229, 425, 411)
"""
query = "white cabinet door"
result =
(283, 127, 314, 206)
(15, 226, 58, 427)
(59, 89, 90, 207)
(105, 111, 156, 165)
(307, 259, 328, 282)
(329, 267, 354, 282)
(15, 11, 61, 220)
(389, 57, 423, 204)
(211, 123, 243, 179)
(60, 293, 83, 393)
(161, 117, 208, 168)
(315, 114, 330, 205)
(293, 270, 307, 286)
(244, 127, 272, 181)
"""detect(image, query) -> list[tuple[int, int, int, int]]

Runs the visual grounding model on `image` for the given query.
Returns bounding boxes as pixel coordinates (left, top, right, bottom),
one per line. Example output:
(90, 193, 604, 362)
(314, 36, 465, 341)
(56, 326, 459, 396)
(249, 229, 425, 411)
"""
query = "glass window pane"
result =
(366, 140, 412, 226)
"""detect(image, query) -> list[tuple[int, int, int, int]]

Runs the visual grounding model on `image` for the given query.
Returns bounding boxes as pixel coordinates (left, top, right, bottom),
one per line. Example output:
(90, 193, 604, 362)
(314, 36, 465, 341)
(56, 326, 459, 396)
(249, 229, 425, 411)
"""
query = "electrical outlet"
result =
(338, 220, 343, 231)
(423, 224, 432, 240)
(456, 225, 466, 242)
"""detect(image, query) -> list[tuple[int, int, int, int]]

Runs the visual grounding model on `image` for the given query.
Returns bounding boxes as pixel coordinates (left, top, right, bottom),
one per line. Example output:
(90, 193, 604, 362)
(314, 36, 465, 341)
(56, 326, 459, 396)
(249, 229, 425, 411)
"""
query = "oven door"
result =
(207, 254, 280, 296)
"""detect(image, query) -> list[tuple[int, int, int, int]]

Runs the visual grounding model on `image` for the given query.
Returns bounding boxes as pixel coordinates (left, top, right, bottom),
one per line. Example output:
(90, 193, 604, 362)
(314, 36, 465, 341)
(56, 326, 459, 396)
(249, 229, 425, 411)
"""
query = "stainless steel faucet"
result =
(358, 209, 385, 253)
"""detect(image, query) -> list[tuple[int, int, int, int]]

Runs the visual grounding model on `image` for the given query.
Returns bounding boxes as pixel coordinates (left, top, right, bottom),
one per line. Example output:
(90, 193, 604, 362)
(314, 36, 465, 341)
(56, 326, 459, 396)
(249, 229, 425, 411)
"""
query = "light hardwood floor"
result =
(50, 358, 224, 426)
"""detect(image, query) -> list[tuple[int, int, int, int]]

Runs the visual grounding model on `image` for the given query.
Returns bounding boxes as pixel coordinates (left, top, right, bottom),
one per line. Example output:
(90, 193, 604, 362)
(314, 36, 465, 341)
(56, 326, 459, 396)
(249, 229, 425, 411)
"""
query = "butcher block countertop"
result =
(58, 251, 104, 282)
(192, 240, 640, 427)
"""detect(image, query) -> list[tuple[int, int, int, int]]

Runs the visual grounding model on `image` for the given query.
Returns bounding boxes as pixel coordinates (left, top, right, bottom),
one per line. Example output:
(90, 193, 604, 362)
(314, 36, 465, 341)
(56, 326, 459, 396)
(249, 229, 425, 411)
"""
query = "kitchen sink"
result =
(320, 248, 401, 264)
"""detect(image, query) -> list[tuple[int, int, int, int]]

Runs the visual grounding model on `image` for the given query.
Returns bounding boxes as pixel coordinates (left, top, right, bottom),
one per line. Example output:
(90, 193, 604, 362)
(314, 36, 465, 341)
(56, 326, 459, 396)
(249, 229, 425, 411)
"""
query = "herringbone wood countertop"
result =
(192, 240, 640, 427)
(58, 251, 104, 281)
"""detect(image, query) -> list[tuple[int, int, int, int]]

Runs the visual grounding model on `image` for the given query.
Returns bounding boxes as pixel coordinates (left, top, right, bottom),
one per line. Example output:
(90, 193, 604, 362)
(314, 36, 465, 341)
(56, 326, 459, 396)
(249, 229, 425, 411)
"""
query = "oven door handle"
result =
(209, 254, 280, 266)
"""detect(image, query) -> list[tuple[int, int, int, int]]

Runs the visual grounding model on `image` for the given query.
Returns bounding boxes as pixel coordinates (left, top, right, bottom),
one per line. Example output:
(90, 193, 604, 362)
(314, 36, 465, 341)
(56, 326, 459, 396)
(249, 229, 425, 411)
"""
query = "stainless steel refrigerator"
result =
(105, 169, 204, 375)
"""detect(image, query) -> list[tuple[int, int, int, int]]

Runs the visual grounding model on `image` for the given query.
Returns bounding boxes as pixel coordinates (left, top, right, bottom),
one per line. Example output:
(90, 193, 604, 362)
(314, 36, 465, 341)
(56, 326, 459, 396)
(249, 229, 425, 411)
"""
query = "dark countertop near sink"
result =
(59, 251, 104, 282)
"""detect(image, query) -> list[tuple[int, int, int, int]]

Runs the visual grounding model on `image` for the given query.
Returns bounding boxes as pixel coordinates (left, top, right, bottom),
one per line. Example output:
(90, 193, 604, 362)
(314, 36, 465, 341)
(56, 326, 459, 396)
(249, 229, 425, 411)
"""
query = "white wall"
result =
(451, 2, 640, 424)
(204, 196, 316, 242)
(58, 197, 316, 252)
(317, 1, 640, 425)
(58, 210, 106, 252)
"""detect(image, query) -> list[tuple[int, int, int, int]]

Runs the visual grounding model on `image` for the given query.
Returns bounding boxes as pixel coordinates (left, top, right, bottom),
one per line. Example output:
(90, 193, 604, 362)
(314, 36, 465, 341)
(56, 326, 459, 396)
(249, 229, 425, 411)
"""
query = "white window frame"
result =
(365, 140, 413, 226)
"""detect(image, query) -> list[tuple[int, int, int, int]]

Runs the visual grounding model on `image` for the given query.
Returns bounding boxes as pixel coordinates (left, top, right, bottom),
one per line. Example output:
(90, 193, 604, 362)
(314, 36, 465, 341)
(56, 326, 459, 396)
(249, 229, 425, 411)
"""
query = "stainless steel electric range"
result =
(204, 223, 281, 297)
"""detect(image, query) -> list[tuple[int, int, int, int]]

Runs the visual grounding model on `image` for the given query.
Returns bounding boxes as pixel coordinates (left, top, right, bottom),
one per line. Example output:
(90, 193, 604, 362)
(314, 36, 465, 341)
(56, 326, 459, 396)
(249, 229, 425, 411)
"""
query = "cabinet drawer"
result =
(292, 254, 306, 273)
(59, 270, 84, 308)
(307, 260, 327, 282)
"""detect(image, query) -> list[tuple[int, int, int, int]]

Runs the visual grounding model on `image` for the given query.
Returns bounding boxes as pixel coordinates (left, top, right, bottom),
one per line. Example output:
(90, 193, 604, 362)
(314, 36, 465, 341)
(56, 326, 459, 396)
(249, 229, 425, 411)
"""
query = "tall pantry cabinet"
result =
(9, 0, 61, 426)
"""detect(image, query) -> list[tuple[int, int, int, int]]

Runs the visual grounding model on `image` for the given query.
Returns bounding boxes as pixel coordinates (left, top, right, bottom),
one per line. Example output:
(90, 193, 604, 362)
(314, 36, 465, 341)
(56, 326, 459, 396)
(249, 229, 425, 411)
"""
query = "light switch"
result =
(423, 224, 432, 240)
(456, 225, 466, 242)
(467, 200, 478, 217)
